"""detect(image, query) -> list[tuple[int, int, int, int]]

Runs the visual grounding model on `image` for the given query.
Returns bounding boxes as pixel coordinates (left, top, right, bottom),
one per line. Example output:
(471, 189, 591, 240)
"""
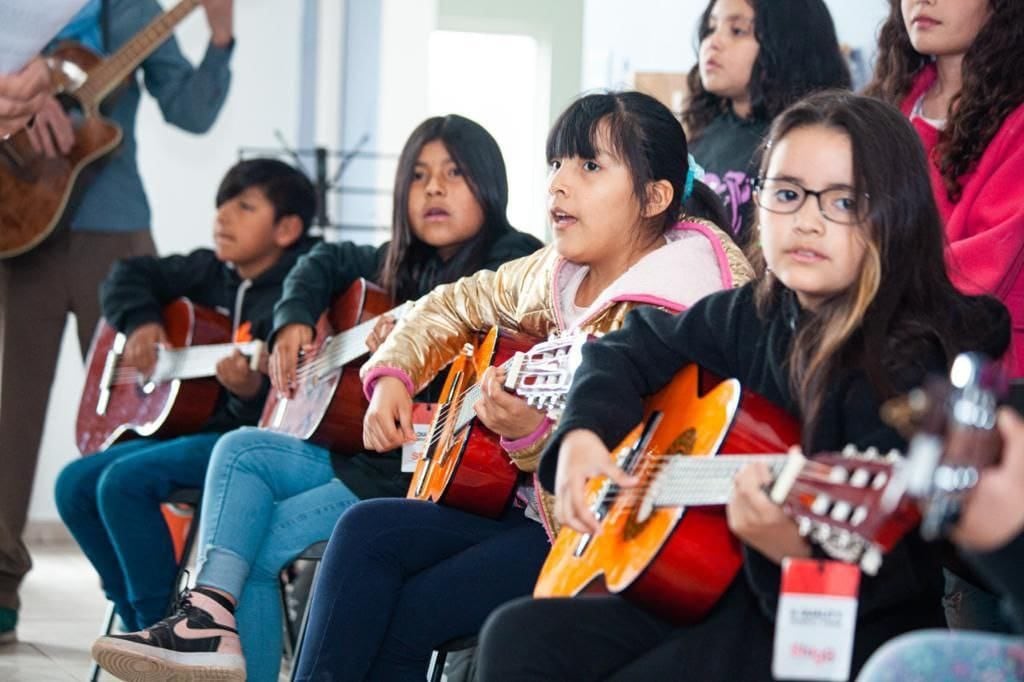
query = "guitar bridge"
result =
(95, 335, 125, 416)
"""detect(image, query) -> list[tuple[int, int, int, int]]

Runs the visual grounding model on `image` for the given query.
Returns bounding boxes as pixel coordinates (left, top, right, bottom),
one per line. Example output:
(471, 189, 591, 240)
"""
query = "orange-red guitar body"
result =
(407, 328, 537, 518)
(534, 365, 801, 623)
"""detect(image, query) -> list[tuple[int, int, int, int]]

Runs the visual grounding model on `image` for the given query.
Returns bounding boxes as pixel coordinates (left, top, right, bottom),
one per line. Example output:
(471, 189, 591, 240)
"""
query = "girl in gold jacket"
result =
(292, 91, 751, 682)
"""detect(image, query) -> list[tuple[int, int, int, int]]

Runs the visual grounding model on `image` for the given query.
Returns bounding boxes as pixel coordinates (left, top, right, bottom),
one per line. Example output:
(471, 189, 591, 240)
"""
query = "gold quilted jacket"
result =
(361, 219, 752, 533)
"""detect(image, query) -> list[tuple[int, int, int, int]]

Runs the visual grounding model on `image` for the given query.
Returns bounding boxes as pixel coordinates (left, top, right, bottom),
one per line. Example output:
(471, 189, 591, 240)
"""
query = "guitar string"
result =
(595, 457, 877, 506)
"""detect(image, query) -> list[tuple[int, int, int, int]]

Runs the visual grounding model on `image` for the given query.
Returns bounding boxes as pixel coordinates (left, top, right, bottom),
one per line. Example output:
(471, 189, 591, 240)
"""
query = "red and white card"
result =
(401, 403, 438, 472)
(772, 558, 861, 681)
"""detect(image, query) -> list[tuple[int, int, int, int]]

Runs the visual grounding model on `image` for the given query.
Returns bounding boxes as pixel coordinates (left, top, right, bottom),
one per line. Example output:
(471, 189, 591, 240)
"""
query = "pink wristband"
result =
(500, 417, 554, 453)
(362, 367, 415, 401)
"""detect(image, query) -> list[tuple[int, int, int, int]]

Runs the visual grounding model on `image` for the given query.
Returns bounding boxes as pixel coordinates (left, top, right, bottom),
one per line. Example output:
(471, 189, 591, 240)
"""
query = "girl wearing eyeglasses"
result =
(473, 91, 1011, 682)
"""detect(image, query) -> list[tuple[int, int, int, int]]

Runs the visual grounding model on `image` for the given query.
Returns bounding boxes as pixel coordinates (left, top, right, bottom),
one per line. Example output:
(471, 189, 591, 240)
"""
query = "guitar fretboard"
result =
(647, 455, 789, 507)
(153, 340, 262, 382)
(75, 0, 201, 105)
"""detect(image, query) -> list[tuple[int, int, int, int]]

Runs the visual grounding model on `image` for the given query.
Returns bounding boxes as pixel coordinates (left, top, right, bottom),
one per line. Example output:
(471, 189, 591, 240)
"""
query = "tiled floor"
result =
(0, 542, 108, 681)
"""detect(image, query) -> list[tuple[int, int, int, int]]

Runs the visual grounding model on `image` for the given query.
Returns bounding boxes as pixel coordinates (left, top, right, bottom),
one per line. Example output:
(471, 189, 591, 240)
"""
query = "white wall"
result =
(581, 0, 890, 90)
(29, 1, 307, 524)
(370, 0, 584, 241)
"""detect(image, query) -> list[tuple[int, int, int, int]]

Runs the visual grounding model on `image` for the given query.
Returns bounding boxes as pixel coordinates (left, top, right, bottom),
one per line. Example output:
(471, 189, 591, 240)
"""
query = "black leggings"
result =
(475, 582, 776, 681)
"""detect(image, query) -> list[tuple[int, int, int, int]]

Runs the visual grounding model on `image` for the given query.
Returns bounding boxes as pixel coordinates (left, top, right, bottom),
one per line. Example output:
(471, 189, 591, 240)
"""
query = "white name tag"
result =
(772, 558, 860, 681)
(401, 403, 437, 473)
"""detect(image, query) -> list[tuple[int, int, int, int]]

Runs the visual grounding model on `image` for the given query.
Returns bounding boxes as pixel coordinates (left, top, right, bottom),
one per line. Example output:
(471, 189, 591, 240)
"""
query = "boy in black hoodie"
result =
(53, 159, 316, 633)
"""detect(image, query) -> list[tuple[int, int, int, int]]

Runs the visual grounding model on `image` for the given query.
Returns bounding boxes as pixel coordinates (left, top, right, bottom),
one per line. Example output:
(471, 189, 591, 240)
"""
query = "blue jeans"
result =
(194, 428, 360, 682)
(294, 498, 550, 682)
(54, 433, 219, 630)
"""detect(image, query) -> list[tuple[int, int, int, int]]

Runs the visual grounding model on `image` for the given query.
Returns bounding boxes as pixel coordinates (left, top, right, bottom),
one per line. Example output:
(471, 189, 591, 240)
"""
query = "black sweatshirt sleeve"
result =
(100, 250, 222, 336)
(966, 532, 1024, 633)
(270, 241, 386, 346)
(537, 289, 743, 492)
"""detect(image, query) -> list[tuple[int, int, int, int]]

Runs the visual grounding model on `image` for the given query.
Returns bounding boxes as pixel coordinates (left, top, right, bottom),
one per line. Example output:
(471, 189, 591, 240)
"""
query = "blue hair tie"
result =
(683, 153, 706, 203)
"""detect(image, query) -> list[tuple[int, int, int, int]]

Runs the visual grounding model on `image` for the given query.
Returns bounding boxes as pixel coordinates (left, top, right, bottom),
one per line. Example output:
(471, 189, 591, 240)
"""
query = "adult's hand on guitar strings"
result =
(269, 323, 314, 397)
(952, 408, 1024, 552)
(25, 96, 73, 157)
(474, 366, 546, 440)
(727, 460, 811, 565)
(0, 58, 51, 137)
(363, 376, 417, 451)
(554, 429, 639, 535)
(123, 323, 168, 379)
(216, 350, 263, 400)
(366, 314, 396, 354)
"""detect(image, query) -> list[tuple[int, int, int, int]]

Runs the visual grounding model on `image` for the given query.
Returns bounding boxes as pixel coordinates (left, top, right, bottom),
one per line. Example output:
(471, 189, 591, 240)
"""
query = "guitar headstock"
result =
(770, 447, 919, 575)
(504, 332, 589, 418)
(893, 353, 1006, 539)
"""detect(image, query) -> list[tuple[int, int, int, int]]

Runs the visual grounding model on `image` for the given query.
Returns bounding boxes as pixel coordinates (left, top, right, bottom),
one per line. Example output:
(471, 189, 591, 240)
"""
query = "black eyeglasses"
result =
(753, 177, 868, 225)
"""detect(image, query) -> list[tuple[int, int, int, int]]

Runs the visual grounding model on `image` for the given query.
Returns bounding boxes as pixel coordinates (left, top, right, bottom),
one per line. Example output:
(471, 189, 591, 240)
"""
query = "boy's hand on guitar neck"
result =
(364, 376, 417, 451)
(952, 408, 1024, 552)
(216, 351, 263, 399)
(269, 323, 315, 397)
(124, 323, 169, 378)
(554, 429, 640, 535)
(727, 460, 812, 565)
(474, 366, 546, 441)
(25, 97, 73, 158)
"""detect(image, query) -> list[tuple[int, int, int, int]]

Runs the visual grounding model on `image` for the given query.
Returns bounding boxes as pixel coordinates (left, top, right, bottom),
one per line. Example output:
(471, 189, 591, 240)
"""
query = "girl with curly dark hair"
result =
(866, 0, 1024, 381)
(684, 0, 851, 247)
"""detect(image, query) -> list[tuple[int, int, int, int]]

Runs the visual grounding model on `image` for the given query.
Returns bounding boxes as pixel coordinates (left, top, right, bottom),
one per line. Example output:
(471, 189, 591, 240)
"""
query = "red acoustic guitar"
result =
(76, 298, 263, 454)
(534, 364, 921, 624)
(0, 0, 201, 258)
(408, 328, 587, 518)
(259, 279, 409, 455)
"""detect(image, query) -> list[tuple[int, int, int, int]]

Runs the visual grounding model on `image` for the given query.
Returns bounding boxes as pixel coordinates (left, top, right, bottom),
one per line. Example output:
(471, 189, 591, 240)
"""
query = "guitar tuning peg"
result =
(860, 547, 883, 576)
(811, 495, 831, 516)
(798, 517, 813, 537)
(829, 466, 850, 483)
(830, 501, 852, 522)
(842, 444, 858, 457)
(886, 449, 902, 461)
(864, 446, 880, 459)
(850, 505, 868, 526)
(849, 468, 870, 488)
(871, 471, 889, 490)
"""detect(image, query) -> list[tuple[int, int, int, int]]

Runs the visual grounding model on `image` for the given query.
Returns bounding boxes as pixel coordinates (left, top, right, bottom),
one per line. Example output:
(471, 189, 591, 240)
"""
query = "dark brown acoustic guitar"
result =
(0, 0, 200, 259)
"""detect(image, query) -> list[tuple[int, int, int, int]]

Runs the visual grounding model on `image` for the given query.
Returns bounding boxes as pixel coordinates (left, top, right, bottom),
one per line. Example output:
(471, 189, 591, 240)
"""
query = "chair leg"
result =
(164, 507, 202, 616)
(280, 572, 296, 660)
(428, 649, 448, 682)
(288, 559, 324, 682)
(88, 600, 118, 682)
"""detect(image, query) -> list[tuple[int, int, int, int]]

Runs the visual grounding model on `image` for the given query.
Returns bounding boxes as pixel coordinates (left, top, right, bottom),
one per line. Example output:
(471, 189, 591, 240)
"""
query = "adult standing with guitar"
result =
(0, 0, 234, 643)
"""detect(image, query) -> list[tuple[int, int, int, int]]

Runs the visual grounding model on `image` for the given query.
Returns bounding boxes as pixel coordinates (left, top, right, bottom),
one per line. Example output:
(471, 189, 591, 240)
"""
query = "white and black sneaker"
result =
(91, 587, 245, 682)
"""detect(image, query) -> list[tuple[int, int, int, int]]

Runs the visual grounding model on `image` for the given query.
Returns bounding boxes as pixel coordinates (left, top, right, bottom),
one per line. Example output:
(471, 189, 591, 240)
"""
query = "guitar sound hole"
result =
(622, 508, 653, 541)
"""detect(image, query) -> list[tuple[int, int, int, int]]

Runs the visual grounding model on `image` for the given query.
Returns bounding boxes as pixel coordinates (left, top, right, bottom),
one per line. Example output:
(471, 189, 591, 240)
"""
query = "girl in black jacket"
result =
(475, 92, 1010, 681)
